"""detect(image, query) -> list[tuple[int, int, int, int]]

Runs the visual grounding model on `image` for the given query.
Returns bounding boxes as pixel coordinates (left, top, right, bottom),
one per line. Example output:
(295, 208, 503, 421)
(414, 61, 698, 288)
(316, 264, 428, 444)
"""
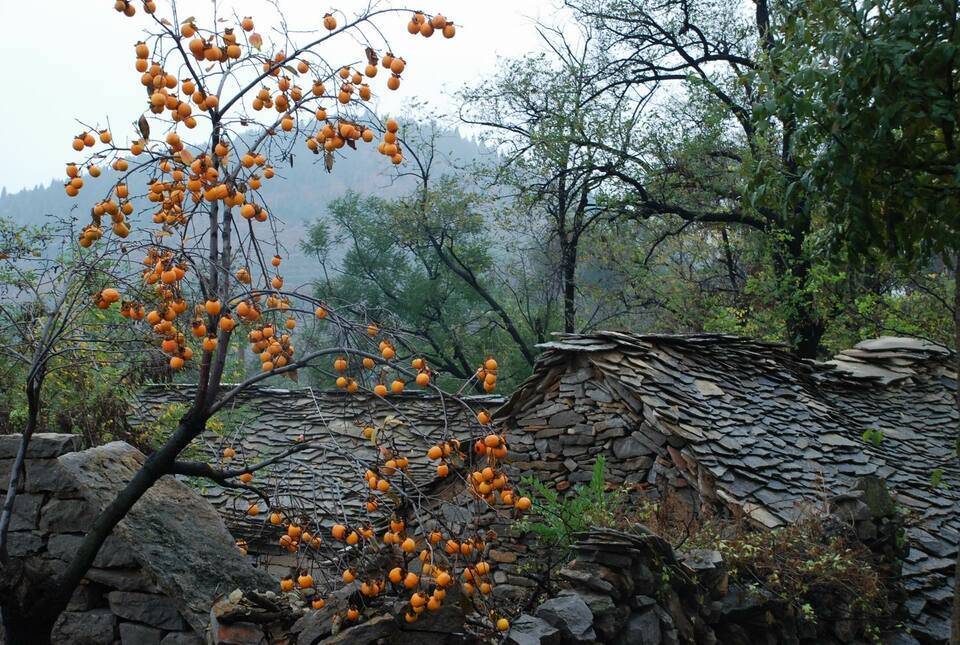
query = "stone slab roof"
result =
(496, 332, 958, 642)
(132, 385, 502, 552)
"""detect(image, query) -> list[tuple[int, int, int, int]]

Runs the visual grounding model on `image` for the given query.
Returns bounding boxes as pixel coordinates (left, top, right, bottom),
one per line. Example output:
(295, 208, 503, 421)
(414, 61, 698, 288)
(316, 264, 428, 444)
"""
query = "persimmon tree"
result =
(0, 3, 527, 643)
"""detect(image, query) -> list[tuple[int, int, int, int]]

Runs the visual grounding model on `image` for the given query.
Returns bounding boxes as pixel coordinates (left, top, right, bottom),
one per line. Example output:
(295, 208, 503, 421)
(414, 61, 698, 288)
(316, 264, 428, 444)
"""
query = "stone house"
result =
(0, 433, 276, 644)
(495, 333, 958, 643)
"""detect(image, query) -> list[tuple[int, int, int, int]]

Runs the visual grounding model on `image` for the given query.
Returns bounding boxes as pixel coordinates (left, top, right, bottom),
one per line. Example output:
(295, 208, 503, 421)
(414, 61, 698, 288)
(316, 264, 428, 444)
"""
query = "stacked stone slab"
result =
(0, 433, 276, 644)
(495, 333, 958, 643)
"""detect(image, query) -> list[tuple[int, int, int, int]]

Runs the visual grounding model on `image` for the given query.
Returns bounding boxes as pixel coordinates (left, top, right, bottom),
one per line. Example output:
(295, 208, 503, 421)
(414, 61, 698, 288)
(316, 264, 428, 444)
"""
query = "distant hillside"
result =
(0, 126, 488, 287)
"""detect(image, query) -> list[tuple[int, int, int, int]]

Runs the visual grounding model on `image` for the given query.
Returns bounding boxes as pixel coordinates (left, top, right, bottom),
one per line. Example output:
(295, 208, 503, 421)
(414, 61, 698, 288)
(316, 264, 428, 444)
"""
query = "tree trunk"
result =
(776, 223, 823, 359)
(561, 237, 578, 334)
(0, 365, 48, 568)
(789, 307, 824, 360)
(0, 378, 41, 563)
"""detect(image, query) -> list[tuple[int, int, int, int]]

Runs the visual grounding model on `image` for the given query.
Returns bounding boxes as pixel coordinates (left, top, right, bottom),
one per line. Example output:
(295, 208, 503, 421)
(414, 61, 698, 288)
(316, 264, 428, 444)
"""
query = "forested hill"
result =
(0, 126, 487, 284)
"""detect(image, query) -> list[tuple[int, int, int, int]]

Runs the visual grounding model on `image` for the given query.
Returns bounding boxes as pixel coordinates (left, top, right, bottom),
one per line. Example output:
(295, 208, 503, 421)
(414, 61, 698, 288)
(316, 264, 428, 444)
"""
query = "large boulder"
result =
(56, 441, 277, 634)
(107, 591, 188, 630)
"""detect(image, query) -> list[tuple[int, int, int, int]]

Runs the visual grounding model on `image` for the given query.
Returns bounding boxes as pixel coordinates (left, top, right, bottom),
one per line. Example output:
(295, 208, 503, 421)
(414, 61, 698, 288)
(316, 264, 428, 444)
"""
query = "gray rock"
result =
(622, 610, 660, 645)
(548, 410, 585, 427)
(0, 458, 11, 486)
(58, 441, 276, 633)
(24, 459, 77, 493)
(119, 621, 163, 645)
(9, 493, 42, 531)
(718, 584, 774, 619)
(587, 387, 613, 403)
(51, 608, 116, 644)
(505, 614, 561, 645)
(612, 436, 650, 459)
(633, 595, 657, 609)
(535, 592, 596, 642)
(561, 588, 614, 618)
(47, 533, 138, 569)
(67, 583, 103, 611)
(558, 567, 615, 595)
(47, 533, 83, 562)
(86, 567, 160, 592)
(160, 633, 204, 645)
(594, 417, 626, 432)
(39, 497, 92, 532)
(881, 630, 921, 645)
(567, 470, 596, 482)
(681, 549, 726, 594)
(912, 615, 951, 643)
(0, 433, 81, 459)
(534, 427, 564, 439)
(493, 584, 530, 604)
(94, 535, 139, 568)
(108, 591, 188, 630)
(6, 530, 43, 557)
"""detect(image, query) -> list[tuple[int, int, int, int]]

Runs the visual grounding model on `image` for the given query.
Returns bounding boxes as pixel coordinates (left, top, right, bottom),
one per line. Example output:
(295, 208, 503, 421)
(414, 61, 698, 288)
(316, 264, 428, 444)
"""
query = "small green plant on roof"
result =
(861, 428, 884, 446)
(930, 467, 949, 489)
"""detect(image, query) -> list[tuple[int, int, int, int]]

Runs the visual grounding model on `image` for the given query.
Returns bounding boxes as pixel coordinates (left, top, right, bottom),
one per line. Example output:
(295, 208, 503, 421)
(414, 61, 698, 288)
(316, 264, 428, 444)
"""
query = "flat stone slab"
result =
(108, 591, 187, 630)
(0, 433, 81, 459)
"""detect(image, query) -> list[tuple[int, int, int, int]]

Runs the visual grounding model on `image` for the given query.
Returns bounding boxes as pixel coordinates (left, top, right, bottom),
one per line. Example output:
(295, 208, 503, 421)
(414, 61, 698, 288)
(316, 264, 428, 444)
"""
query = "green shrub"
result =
(516, 456, 623, 550)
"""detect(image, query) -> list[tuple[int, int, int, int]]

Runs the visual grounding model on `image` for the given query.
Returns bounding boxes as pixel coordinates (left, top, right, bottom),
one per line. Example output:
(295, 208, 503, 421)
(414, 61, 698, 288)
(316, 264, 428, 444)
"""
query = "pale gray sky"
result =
(0, 0, 561, 194)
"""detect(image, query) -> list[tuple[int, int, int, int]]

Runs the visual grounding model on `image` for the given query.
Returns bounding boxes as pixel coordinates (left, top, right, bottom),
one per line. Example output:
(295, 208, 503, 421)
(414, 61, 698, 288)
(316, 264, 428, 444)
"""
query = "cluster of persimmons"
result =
(252, 399, 526, 633)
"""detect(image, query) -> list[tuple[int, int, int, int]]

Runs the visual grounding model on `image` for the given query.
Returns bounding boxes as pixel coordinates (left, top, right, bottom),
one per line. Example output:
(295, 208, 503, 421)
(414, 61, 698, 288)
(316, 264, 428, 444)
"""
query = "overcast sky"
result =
(0, 0, 561, 194)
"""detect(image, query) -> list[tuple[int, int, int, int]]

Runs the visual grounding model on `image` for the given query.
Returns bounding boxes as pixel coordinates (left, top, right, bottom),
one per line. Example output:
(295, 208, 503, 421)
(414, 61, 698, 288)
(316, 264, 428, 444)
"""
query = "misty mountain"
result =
(0, 126, 489, 287)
